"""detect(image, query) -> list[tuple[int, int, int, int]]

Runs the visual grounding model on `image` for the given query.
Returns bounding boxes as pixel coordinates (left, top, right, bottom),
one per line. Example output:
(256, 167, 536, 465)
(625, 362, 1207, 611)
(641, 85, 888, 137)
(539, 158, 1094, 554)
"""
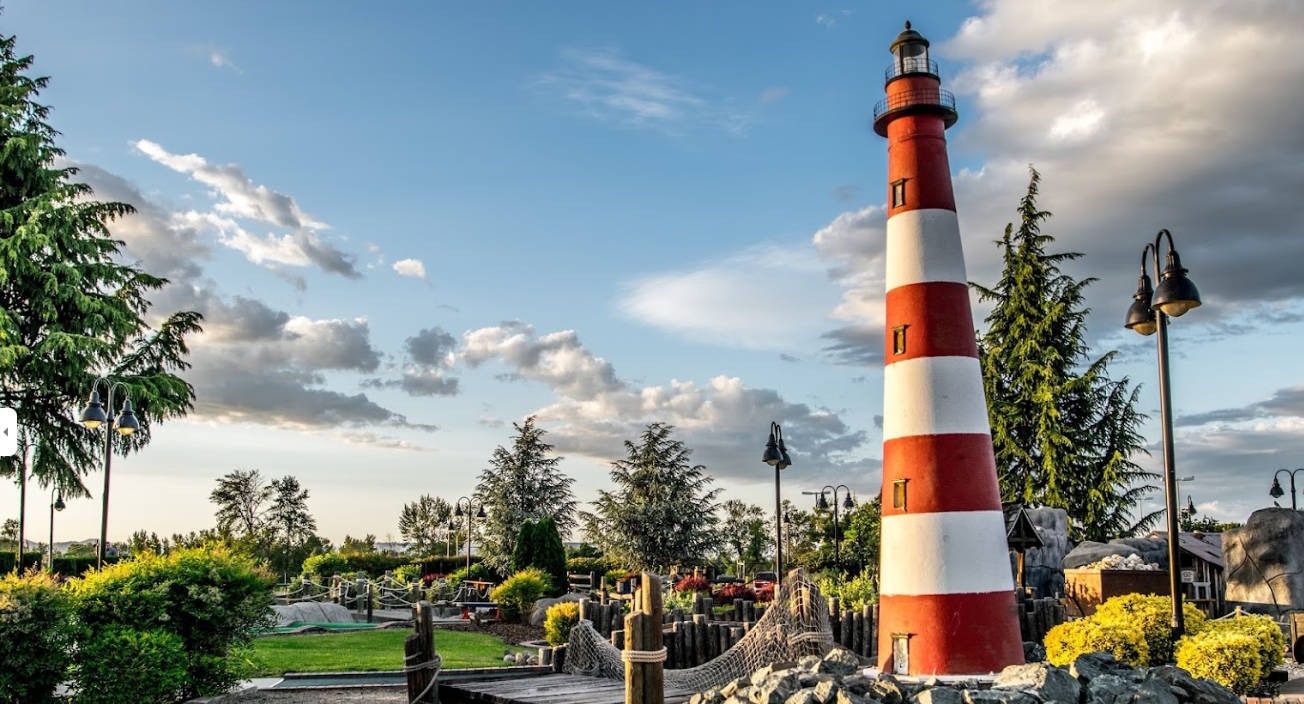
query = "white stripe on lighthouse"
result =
(885, 208, 967, 292)
(879, 510, 1015, 596)
(882, 356, 991, 441)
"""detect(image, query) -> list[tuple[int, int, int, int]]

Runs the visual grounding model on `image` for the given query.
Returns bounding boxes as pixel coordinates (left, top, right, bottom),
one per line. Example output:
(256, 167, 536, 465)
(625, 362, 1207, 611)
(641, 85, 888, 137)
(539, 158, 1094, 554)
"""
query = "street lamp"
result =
(79, 378, 140, 570)
(1270, 469, 1304, 510)
(48, 485, 64, 573)
(446, 520, 457, 558)
(1124, 228, 1201, 639)
(804, 485, 856, 571)
(762, 422, 792, 584)
(453, 497, 487, 575)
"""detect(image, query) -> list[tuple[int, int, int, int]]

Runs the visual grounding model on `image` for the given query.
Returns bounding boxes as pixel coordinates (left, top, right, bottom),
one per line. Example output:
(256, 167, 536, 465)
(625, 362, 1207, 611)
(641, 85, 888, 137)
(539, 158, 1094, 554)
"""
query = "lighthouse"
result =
(873, 23, 1024, 676)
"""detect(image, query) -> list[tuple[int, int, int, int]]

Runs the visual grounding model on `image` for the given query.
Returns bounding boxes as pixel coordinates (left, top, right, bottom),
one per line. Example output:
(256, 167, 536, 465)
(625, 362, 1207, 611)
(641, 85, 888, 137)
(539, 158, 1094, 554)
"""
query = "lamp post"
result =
(762, 422, 792, 584)
(804, 485, 856, 571)
(782, 511, 792, 565)
(48, 485, 64, 573)
(1270, 469, 1304, 510)
(1124, 228, 1202, 639)
(446, 521, 456, 558)
(453, 497, 486, 576)
(79, 378, 140, 570)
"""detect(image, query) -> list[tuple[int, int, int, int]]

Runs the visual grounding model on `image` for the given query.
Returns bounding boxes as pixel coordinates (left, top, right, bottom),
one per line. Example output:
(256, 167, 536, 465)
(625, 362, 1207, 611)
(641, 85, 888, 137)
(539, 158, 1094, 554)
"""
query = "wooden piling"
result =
(404, 600, 438, 704)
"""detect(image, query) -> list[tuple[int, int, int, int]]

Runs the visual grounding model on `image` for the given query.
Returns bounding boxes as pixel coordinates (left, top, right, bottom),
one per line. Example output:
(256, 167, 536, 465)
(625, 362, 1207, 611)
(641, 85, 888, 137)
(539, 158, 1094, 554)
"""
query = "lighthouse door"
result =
(892, 634, 910, 674)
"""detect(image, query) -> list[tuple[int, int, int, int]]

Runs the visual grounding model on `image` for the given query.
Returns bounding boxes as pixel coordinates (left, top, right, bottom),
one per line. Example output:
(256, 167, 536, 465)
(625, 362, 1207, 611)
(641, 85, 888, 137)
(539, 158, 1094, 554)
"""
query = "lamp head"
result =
(782, 512, 791, 526)
(776, 437, 792, 471)
(763, 429, 782, 466)
(80, 390, 107, 429)
(116, 398, 139, 436)
(842, 494, 856, 510)
(816, 493, 830, 511)
(448, 521, 457, 531)
(1271, 478, 1285, 499)
(476, 506, 487, 519)
(454, 505, 464, 518)
(1152, 248, 1202, 317)
(1185, 496, 1195, 514)
(1125, 272, 1158, 336)
(54, 496, 65, 511)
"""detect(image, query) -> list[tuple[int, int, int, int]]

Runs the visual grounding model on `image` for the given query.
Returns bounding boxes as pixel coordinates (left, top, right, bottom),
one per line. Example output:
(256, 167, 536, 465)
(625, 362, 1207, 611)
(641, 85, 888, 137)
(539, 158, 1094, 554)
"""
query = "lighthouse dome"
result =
(890, 21, 930, 57)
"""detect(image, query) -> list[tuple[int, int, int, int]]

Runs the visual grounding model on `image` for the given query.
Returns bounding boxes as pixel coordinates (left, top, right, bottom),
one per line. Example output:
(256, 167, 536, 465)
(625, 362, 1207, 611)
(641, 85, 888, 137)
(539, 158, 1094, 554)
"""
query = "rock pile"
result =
(686, 651, 1240, 704)
(1079, 554, 1160, 571)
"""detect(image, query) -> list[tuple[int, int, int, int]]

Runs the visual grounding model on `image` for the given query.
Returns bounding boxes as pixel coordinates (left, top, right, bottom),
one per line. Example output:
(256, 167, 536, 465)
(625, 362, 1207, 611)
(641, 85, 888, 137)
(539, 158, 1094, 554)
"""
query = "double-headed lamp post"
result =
(48, 485, 65, 572)
(1124, 228, 1202, 639)
(79, 378, 140, 570)
(453, 497, 486, 575)
(804, 485, 856, 571)
(762, 422, 792, 584)
(1270, 469, 1304, 510)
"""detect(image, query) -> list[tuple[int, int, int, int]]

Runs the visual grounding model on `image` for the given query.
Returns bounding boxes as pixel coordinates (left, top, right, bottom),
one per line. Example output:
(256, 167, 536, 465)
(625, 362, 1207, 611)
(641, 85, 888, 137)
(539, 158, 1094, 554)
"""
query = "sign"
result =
(1181, 569, 1196, 583)
(0, 407, 15, 457)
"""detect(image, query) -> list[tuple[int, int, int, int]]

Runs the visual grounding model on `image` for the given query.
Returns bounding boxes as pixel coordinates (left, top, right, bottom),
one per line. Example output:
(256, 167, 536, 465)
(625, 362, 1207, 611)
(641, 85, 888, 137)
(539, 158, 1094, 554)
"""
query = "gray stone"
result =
(1063, 541, 1140, 570)
(836, 691, 870, 704)
(1085, 674, 1132, 704)
(1070, 653, 1133, 682)
(1021, 507, 1070, 599)
(527, 592, 586, 626)
(270, 601, 356, 626)
(722, 678, 748, 698)
(1130, 677, 1178, 704)
(994, 662, 1081, 704)
(963, 690, 1039, 704)
(800, 655, 825, 671)
(800, 673, 837, 689)
(1224, 508, 1304, 614)
(1147, 665, 1239, 704)
(813, 680, 843, 704)
(910, 687, 965, 704)
(514, 652, 528, 665)
(752, 665, 776, 687)
(751, 674, 801, 704)
(1023, 642, 1047, 663)
(842, 675, 874, 697)
(874, 675, 906, 704)
(819, 648, 861, 676)
(1109, 539, 1170, 570)
(786, 691, 818, 704)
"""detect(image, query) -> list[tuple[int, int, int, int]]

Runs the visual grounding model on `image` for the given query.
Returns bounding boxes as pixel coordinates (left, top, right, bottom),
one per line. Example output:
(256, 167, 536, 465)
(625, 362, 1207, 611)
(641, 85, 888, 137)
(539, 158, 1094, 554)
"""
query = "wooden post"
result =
(405, 600, 438, 704)
(366, 581, 374, 623)
(624, 573, 664, 704)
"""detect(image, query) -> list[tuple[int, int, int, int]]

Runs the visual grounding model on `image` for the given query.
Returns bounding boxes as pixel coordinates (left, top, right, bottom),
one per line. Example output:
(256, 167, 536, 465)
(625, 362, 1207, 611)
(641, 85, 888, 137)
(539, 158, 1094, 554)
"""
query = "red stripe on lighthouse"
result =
(884, 282, 980, 363)
(886, 116, 955, 216)
(878, 591, 1025, 675)
(881, 433, 1001, 517)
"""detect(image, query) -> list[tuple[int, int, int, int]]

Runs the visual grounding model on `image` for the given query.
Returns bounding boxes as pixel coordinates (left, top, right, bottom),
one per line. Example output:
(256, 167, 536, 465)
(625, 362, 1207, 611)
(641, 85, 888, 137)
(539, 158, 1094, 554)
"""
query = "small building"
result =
(1003, 503, 1044, 591)
(1147, 531, 1225, 616)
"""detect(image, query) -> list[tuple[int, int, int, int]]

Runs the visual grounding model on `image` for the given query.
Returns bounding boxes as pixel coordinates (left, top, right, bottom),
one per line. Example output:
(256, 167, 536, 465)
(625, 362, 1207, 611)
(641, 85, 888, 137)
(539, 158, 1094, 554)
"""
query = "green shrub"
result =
(491, 568, 550, 622)
(0, 570, 79, 704)
(566, 556, 613, 576)
(448, 563, 494, 591)
(301, 551, 350, 579)
(1176, 631, 1262, 694)
(73, 626, 186, 704)
(1045, 618, 1149, 668)
(664, 589, 696, 613)
(604, 568, 630, 585)
(70, 545, 274, 700)
(545, 601, 581, 646)
(391, 563, 423, 584)
(512, 518, 568, 597)
(344, 551, 408, 577)
(819, 567, 878, 610)
(51, 555, 119, 577)
(0, 551, 42, 573)
(1198, 614, 1286, 682)
(1092, 593, 1206, 665)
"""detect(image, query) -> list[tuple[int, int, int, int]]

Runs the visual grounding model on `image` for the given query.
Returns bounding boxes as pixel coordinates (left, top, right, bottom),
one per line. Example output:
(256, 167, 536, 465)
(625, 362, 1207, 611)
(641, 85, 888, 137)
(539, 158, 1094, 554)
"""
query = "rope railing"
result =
(275, 572, 488, 612)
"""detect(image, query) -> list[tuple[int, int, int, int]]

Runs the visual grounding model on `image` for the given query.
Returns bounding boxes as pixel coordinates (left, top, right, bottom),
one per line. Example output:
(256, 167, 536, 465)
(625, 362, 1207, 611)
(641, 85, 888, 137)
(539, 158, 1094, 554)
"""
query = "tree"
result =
(0, 26, 201, 573)
(719, 500, 772, 573)
(511, 518, 567, 596)
(398, 494, 451, 556)
(474, 416, 578, 572)
(973, 167, 1156, 542)
(582, 423, 722, 571)
(840, 497, 881, 581)
(210, 469, 273, 538)
(266, 476, 317, 581)
(779, 499, 820, 569)
(127, 529, 166, 557)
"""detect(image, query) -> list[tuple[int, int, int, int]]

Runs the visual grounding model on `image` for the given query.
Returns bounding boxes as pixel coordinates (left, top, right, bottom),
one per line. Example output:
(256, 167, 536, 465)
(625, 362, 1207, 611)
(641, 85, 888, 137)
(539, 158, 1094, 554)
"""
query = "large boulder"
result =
(271, 601, 355, 626)
(1223, 507, 1304, 615)
(528, 592, 586, 626)
(1063, 541, 1140, 570)
(1110, 538, 1169, 569)
(1021, 507, 1070, 599)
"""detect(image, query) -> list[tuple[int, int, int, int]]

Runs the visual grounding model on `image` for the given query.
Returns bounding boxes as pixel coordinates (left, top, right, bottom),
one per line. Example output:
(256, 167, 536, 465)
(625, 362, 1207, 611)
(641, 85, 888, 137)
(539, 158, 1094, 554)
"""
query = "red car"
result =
(750, 571, 778, 590)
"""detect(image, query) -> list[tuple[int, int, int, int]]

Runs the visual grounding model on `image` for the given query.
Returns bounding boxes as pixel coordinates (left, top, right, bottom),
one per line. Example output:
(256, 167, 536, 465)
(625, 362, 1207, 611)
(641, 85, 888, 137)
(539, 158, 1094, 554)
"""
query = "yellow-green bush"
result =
(1175, 631, 1262, 694)
(1045, 618, 1149, 668)
(1092, 593, 1207, 666)
(1200, 614, 1286, 681)
(544, 601, 581, 646)
(490, 568, 550, 623)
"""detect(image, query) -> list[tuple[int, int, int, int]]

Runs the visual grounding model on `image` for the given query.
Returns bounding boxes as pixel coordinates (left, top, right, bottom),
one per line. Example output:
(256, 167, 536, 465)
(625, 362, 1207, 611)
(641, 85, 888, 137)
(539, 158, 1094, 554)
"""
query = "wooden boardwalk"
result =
(442, 673, 697, 704)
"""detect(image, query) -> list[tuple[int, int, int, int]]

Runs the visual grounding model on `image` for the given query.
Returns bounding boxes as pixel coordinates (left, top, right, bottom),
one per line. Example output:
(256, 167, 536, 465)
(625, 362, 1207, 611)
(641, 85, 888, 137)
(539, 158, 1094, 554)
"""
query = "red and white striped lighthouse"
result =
(873, 22, 1024, 676)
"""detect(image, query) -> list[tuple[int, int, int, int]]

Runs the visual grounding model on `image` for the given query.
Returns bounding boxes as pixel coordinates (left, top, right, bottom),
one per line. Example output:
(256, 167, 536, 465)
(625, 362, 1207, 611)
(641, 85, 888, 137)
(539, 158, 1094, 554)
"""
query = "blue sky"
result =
(5, 0, 1304, 545)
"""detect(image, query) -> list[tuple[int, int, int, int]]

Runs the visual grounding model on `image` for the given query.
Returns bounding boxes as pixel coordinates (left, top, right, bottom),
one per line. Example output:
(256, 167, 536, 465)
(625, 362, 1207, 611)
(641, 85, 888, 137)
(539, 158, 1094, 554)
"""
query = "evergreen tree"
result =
(474, 416, 577, 572)
(398, 494, 452, 556)
(510, 519, 538, 574)
(581, 423, 722, 571)
(266, 476, 316, 581)
(0, 24, 201, 564)
(973, 167, 1155, 542)
(535, 516, 568, 597)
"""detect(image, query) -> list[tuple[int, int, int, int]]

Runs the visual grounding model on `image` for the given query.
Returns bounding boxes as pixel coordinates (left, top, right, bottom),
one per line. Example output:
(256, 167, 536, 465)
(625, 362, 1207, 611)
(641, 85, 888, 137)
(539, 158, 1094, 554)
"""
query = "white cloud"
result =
(393, 258, 427, 279)
(209, 48, 242, 73)
(759, 86, 789, 104)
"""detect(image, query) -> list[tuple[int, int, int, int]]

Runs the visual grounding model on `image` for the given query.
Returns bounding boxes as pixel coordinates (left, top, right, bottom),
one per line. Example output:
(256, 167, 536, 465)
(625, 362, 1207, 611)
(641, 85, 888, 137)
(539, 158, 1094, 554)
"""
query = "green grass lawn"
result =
(250, 629, 532, 676)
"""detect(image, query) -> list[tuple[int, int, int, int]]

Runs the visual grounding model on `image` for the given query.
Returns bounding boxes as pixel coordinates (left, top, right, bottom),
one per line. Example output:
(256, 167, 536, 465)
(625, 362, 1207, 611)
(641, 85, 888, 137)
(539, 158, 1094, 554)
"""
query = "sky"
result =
(4, 0, 1304, 546)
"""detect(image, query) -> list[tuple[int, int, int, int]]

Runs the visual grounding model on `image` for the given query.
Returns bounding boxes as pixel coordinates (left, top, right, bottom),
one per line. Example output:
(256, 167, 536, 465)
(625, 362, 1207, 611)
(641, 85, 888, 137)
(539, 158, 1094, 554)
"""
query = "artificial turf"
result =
(250, 628, 532, 676)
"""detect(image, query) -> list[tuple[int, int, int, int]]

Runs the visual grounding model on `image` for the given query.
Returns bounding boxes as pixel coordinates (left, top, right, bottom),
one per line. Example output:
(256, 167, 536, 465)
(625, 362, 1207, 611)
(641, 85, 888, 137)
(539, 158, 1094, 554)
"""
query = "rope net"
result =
(563, 569, 835, 692)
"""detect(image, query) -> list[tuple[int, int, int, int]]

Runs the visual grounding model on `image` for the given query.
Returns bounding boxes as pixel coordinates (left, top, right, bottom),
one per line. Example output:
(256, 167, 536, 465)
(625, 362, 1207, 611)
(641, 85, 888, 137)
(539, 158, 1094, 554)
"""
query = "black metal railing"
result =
(873, 88, 957, 122)
(884, 57, 939, 81)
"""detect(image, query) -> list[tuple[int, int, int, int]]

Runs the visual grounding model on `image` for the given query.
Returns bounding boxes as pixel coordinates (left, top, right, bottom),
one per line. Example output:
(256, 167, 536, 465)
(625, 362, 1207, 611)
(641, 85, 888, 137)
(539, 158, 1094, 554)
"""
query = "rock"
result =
(1070, 652, 1133, 682)
(836, 691, 869, 704)
(1063, 541, 1140, 570)
(818, 648, 861, 676)
(800, 655, 825, 671)
(269, 601, 356, 626)
(752, 665, 776, 687)
(812, 680, 843, 704)
(527, 592, 586, 626)
(1147, 665, 1240, 704)
(785, 691, 818, 704)
(693, 688, 724, 704)
(1084, 674, 1132, 704)
(526, 655, 539, 665)
(873, 675, 906, 704)
(1130, 677, 1178, 704)
(800, 673, 836, 688)
(751, 674, 801, 704)
(841, 675, 873, 697)
(1023, 642, 1047, 663)
(503, 654, 516, 663)
(722, 678, 749, 698)
(963, 690, 1039, 704)
(1022, 507, 1070, 599)
(994, 662, 1081, 704)
(514, 652, 528, 665)
(910, 686, 965, 704)
(1109, 539, 1170, 570)
(1224, 508, 1304, 614)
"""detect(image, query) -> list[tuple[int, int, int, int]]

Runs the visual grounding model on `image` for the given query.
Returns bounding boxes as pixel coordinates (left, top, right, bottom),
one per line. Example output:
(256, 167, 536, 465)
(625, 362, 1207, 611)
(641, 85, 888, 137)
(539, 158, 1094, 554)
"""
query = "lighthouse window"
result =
(892, 634, 911, 674)
(892, 325, 908, 355)
(892, 179, 907, 207)
(893, 479, 908, 510)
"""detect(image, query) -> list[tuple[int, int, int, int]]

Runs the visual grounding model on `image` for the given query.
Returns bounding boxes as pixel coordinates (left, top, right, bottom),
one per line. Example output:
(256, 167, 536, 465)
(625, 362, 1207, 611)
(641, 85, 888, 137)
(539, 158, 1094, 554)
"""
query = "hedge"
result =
(0, 551, 42, 573)
(53, 555, 121, 577)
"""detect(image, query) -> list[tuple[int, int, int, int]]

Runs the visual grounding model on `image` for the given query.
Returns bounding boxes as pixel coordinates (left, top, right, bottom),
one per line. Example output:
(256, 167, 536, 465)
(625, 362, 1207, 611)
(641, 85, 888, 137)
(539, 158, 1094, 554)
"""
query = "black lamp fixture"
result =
(1271, 469, 1304, 511)
(80, 378, 138, 570)
(453, 496, 487, 575)
(762, 422, 792, 585)
(48, 485, 65, 573)
(1123, 228, 1201, 640)
(804, 485, 856, 571)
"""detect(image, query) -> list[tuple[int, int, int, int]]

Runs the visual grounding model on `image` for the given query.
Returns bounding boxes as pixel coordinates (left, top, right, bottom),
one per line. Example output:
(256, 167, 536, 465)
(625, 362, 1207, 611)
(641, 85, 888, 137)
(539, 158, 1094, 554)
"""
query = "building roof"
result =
(1002, 503, 1045, 551)
(1148, 531, 1225, 569)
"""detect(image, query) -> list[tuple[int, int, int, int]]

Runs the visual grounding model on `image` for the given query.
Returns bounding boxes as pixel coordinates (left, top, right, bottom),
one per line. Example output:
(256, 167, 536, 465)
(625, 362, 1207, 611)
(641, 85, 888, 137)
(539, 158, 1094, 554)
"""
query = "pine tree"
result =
(581, 423, 722, 571)
(973, 167, 1155, 542)
(511, 519, 538, 574)
(474, 417, 578, 573)
(0, 23, 201, 563)
(535, 516, 568, 597)
(266, 476, 316, 582)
